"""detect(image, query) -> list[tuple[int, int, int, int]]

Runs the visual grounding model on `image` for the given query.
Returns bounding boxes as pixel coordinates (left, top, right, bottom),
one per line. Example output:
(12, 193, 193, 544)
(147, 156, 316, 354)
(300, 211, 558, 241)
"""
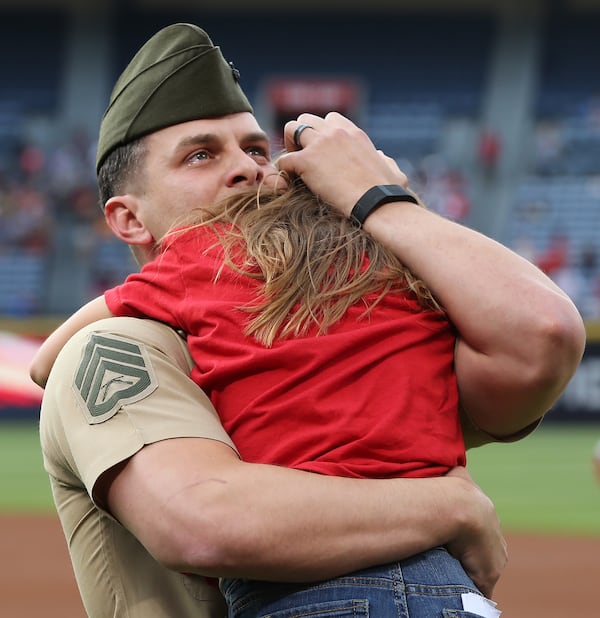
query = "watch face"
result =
(380, 185, 418, 202)
(380, 185, 407, 197)
(351, 185, 418, 227)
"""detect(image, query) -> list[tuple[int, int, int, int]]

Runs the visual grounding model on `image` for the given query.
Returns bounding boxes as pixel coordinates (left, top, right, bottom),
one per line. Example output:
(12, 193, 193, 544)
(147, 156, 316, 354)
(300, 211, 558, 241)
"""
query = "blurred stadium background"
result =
(2, 0, 600, 422)
(1, 3, 599, 617)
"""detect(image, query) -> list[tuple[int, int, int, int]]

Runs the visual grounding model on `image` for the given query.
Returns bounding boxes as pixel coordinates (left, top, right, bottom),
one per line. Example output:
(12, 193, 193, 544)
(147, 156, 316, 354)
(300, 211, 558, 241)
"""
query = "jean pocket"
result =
(259, 599, 369, 618)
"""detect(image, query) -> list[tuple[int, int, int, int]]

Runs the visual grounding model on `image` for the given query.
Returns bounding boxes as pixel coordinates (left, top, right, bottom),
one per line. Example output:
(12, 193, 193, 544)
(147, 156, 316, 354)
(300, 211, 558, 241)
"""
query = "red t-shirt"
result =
(105, 228, 465, 478)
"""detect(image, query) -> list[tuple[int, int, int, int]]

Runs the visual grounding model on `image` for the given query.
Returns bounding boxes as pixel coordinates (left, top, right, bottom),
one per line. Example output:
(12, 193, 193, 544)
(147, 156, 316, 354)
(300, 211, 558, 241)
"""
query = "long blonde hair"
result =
(165, 179, 442, 346)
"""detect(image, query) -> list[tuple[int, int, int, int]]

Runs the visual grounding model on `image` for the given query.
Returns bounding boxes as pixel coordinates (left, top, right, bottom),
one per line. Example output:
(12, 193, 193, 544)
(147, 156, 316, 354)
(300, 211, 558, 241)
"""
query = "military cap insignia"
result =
(73, 333, 157, 423)
(229, 61, 241, 82)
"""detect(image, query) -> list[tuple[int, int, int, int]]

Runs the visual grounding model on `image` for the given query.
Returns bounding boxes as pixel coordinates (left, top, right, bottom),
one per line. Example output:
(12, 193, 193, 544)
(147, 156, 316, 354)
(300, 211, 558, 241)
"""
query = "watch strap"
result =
(350, 184, 419, 227)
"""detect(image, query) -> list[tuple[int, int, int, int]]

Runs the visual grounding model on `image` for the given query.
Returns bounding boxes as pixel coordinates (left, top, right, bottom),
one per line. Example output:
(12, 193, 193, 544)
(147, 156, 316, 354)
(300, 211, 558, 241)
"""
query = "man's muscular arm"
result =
(279, 112, 586, 438)
(101, 437, 504, 598)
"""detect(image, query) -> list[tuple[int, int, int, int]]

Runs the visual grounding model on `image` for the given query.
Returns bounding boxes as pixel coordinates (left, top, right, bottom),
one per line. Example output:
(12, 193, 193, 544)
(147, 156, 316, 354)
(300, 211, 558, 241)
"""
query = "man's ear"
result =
(104, 195, 154, 246)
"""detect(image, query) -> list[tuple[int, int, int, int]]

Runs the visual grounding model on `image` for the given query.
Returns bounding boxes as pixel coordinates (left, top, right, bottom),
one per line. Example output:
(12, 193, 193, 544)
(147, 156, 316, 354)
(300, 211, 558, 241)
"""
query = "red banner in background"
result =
(259, 77, 365, 143)
(0, 332, 43, 408)
(266, 78, 362, 113)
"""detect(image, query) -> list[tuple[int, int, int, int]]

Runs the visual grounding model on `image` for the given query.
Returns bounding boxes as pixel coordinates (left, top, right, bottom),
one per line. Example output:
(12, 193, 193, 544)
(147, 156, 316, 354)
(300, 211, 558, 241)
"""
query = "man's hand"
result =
(445, 466, 508, 599)
(278, 112, 410, 217)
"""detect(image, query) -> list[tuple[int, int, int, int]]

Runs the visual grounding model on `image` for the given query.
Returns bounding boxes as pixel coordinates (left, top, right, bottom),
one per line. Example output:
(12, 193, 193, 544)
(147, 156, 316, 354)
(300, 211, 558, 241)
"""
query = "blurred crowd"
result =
(1, 130, 100, 247)
(1, 122, 600, 320)
(0, 129, 135, 315)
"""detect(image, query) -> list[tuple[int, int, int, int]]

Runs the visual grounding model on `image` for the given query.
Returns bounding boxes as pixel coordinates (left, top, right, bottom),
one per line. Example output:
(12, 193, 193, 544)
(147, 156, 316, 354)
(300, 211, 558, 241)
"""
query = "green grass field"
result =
(467, 422, 600, 536)
(0, 420, 599, 535)
(0, 420, 53, 512)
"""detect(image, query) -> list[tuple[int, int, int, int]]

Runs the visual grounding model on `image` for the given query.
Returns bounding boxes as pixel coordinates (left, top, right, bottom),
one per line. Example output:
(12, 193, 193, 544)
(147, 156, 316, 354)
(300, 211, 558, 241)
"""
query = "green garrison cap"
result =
(96, 23, 253, 172)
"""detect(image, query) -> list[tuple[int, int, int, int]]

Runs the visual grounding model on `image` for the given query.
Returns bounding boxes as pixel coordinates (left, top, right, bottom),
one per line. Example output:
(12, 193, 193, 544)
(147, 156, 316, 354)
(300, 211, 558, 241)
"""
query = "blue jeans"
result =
(220, 547, 485, 617)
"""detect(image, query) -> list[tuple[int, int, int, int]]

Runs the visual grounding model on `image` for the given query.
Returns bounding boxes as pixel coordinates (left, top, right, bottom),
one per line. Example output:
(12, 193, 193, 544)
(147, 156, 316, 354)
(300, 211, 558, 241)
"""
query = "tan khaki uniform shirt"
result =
(40, 318, 236, 618)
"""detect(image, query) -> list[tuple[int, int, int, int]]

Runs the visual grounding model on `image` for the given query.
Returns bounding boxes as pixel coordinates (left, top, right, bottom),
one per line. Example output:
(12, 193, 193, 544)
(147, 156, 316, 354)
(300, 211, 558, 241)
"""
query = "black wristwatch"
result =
(350, 185, 419, 228)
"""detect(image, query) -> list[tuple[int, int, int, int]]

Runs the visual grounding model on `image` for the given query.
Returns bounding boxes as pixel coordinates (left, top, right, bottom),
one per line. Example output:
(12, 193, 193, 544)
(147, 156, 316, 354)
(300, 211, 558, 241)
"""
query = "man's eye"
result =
(189, 150, 210, 163)
(247, 146, 269, 159)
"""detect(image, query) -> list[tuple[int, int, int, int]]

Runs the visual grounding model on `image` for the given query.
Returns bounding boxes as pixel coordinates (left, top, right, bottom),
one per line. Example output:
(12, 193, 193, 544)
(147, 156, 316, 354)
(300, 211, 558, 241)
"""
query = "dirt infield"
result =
(1, 514, 597, 617)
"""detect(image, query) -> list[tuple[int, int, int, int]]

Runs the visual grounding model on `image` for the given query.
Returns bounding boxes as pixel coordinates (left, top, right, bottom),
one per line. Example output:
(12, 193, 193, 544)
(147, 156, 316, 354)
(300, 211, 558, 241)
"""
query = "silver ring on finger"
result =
(293, 124, 314, 150)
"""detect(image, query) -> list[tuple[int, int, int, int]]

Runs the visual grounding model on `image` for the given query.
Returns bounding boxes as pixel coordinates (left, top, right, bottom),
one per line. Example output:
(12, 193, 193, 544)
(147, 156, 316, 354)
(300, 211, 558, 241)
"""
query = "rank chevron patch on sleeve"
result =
(73, 333, 158, 423)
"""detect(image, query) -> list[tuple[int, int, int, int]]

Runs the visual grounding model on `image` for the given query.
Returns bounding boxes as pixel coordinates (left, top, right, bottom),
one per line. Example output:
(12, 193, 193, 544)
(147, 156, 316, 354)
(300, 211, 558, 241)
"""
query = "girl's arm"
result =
(30, 296, 114, 388)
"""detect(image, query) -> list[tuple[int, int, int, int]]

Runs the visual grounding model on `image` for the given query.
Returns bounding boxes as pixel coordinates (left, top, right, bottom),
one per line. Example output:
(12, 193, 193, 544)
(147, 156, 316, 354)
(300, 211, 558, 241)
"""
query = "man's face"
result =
(135, 112, 282, 240)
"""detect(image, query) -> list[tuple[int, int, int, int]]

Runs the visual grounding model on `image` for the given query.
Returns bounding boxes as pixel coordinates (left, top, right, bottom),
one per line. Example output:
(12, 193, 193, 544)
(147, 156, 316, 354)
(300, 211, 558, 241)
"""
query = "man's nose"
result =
(227, 151, 264, 187)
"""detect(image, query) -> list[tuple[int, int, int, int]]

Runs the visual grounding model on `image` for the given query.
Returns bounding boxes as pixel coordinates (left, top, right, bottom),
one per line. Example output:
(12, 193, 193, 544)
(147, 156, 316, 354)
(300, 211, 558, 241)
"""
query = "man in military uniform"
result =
(38, 23, 585, 618)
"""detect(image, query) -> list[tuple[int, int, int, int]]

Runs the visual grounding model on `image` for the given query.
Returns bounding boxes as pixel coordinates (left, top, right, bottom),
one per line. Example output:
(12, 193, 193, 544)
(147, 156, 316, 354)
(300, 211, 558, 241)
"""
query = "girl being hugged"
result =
(33, 178, 481, 617)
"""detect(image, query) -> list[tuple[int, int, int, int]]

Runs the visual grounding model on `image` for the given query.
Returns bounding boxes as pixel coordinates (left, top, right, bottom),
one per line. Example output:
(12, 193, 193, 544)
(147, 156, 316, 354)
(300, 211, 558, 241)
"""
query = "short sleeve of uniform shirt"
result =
(40, 316, 238, 504)
(39, 317, 233, 617)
